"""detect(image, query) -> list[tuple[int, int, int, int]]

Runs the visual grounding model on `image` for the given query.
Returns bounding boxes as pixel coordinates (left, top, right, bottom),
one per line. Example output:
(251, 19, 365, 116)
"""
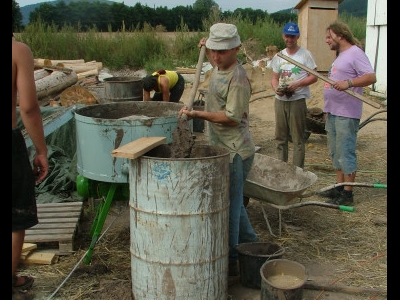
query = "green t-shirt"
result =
(205, 62, 255, 162)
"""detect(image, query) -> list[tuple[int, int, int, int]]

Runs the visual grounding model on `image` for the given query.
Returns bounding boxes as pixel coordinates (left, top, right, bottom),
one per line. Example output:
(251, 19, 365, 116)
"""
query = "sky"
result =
(17, 0, 301, 13)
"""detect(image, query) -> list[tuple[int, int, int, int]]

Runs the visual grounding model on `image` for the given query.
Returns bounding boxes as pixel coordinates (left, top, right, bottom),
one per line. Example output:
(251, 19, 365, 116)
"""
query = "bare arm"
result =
(143, 90, 151, 101)
(159, 76, 171, 101)
(179, 106, 238, 126)
(271, 71, 284, 96)
(12, 41, 48, 182)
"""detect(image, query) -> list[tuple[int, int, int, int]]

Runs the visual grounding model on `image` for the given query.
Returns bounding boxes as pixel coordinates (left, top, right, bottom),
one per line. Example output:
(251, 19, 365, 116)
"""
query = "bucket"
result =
(236, 242, 285, 289)
(260, 259, 308, 300)
(129, 144, 230, 299)
(103, 76, 142, 102)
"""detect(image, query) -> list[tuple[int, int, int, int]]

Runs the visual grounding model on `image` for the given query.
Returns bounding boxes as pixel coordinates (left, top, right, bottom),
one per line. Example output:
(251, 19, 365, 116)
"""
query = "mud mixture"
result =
(170, 117, 195, 158)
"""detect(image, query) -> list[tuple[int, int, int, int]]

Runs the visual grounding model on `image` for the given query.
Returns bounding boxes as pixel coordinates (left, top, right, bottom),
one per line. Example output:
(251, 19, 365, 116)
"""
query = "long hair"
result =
(326, 20, 363, 50)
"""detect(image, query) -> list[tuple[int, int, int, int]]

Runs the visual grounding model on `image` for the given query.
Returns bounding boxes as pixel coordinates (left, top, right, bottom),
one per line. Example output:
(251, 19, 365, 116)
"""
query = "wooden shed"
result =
(294, 0, 343, 71)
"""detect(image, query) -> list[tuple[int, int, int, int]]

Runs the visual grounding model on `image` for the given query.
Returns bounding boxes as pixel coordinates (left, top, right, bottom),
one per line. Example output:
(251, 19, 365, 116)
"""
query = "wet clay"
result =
(170, 118, 195, 158)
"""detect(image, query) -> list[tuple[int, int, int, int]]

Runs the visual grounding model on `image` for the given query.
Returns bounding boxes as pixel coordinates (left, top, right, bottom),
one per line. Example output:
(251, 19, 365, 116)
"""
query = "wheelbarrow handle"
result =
(264, 200, 355, 212)
(373, 183, 387, 189)
(300, 182, 387, 199)
(339, 205, 355, 212)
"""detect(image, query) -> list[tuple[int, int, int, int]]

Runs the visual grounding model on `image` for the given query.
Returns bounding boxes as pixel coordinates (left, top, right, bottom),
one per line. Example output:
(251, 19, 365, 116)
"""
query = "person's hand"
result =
(198, 37, 207, 48)
(332, 80, 350, 91)
(33, 154, 49, 184)
(179, 105, 194, 120)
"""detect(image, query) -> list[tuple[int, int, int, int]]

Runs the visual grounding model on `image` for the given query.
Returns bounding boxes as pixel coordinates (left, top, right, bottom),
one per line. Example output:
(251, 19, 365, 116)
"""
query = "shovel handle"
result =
(186, 45, 206, 111)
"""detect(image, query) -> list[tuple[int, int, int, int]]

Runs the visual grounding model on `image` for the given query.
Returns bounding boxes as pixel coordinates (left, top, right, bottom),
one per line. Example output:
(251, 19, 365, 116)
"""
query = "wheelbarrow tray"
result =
(244, 153, 318, 206)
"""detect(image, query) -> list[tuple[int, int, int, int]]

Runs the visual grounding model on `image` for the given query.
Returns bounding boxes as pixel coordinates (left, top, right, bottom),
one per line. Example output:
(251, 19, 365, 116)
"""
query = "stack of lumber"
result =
(33, 58, 103, 105)
(175, 67, 197, 74)
(20, 243, 59, 265)
(34, 58, 103, 80)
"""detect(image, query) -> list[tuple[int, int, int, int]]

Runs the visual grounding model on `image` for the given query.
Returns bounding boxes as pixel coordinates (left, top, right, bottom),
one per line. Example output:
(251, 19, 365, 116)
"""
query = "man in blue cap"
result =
(270, 22, 318, 168)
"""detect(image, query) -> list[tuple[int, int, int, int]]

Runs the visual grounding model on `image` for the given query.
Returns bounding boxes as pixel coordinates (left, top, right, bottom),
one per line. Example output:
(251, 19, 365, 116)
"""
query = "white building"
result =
(365, 0, 387, 99)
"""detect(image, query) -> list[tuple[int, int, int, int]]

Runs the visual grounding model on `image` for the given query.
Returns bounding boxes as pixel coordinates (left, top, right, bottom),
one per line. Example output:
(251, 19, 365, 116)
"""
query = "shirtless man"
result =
(12, 34, 49, 297)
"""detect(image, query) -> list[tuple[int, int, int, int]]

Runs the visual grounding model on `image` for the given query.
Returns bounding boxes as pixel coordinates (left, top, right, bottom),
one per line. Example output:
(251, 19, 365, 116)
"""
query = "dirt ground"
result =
(17, 65, 387, 300)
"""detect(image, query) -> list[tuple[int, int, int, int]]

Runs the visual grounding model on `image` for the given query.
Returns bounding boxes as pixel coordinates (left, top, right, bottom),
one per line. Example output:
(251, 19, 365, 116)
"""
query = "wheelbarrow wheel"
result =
(243, 196, 250, 208)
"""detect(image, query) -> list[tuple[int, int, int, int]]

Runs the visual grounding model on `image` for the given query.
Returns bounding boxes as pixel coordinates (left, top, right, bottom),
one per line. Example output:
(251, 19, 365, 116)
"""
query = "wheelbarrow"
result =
(305, 108, 387, 136)
(243, 153, 387, 236)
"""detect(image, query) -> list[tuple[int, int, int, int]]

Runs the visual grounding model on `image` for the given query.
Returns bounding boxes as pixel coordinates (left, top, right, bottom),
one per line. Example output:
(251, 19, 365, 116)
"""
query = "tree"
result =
(12, 0, 23, 32)
(193, 0, 219, 11)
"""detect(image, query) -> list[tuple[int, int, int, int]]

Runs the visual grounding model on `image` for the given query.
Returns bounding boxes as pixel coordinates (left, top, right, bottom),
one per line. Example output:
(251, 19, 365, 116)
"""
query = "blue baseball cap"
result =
(283, 22, 300, 36)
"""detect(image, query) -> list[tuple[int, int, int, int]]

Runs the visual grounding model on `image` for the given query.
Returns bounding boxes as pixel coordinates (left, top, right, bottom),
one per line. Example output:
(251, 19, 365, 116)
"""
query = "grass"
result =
(14, 14, 367, 72)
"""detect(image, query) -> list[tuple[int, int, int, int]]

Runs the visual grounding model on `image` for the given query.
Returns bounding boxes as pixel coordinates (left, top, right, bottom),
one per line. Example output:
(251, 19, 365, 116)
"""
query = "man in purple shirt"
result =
(320, 20, 376, 205)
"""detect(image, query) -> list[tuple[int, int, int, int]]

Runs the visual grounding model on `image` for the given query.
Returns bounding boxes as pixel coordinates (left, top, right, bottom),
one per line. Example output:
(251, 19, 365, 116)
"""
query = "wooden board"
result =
(111, 136, 166, 159)
(24, 202, 83, 255)
(22, 243, 38, 252)
(20, 251, 58, 265)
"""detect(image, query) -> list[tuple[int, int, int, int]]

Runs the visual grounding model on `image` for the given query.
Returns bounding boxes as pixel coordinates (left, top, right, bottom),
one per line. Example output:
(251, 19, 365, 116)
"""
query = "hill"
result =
(20, 0, 367, 26)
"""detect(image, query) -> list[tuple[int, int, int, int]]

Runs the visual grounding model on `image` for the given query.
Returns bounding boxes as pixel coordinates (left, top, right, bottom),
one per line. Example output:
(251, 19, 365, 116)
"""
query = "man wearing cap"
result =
(179, 23, 258, 277)
(270, 22, 318, 168)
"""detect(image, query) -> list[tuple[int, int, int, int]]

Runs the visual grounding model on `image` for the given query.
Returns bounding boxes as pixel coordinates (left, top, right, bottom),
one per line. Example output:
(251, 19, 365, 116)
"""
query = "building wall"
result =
(365, 0, 387, 98)
(295, 0, 342, 71)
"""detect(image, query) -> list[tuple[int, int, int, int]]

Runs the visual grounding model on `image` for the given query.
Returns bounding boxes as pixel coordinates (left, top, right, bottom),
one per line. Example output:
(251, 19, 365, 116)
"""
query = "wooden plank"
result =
(20, 250, 35, 260)
(276, 52, 381, 109)
(27, 222, 77, 229)
(20, 251, 58, 265)
(111, 136, 166, 159)
(25, 228, 76, 235)
(37, 201, 83, 208)
(37, 212, 82, 218)
(22, 243, 37, 252)
(24, 201, 83, 254)
(37, 206, 82, 213)
(24, 234, 74, 243)
(35, 217, 79, 224)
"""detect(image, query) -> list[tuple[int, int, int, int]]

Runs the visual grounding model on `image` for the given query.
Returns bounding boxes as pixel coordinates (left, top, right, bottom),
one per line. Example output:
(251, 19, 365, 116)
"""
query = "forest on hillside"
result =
(14, 0, 367, 31)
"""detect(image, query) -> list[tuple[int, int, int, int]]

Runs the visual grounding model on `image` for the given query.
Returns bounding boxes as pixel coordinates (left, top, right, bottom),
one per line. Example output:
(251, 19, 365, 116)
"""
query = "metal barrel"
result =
(129, 144, 230, 299)
(74, 102, 184, 183)
(103, 76, 143, 102)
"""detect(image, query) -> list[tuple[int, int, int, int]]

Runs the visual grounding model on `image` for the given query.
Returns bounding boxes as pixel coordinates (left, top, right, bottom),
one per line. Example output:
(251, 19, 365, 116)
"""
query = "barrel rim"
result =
(103, 76, 142, 82)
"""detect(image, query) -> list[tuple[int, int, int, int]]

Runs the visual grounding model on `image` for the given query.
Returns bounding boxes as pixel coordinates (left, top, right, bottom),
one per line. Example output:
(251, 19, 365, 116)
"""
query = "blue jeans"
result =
(229, 153, 258, 261)
(325, 113, 360, 175)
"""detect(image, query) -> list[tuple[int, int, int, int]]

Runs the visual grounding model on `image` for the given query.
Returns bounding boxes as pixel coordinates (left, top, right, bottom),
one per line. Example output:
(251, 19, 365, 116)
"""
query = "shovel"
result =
(170, 45, 206, 158)
(185, 45, 206, 112)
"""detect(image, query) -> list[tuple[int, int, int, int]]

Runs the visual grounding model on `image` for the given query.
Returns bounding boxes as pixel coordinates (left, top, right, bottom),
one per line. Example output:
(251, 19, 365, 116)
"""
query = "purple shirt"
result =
(323, 45, 375, 119)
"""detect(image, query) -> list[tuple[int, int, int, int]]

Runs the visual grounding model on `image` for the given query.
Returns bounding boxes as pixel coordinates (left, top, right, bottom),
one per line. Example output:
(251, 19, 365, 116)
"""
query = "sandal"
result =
(12, 275, 34, 291)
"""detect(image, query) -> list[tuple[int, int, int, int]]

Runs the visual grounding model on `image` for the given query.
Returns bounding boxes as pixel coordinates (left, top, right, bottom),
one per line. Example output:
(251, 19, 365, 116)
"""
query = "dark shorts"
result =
(12, 128, 38, 231)
(152, 73, 185, 102)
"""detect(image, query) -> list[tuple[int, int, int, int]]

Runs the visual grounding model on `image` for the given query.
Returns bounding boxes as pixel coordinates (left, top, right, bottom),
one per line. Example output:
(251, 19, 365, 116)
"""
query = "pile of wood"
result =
(20, 243, 58, 265)
(33, 58, 103, 106)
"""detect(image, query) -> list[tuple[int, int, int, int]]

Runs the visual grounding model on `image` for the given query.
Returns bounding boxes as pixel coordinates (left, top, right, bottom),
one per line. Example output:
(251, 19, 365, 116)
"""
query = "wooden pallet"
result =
(24, 201, 84, 255)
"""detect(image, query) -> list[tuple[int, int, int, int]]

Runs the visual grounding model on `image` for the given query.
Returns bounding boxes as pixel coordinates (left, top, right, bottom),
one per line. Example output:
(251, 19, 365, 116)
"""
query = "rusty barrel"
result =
(103, 76, 142, 102)
(129, 144, 230, 299)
